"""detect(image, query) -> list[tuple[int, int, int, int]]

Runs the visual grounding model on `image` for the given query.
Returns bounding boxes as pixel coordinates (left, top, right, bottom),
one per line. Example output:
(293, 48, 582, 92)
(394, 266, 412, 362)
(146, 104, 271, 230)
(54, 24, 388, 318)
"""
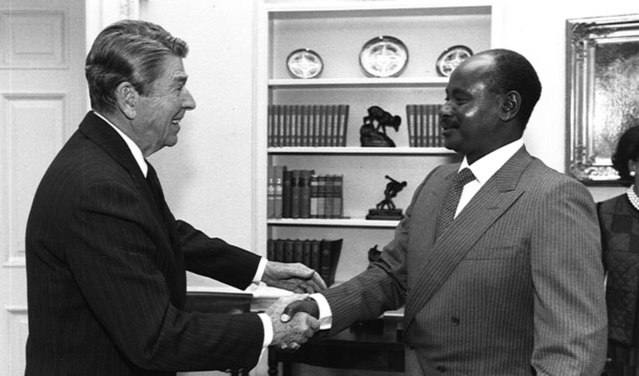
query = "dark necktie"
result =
(145, 161, 186, 307)
(436, 168, 475, 239)
(146, 162, 165, 210)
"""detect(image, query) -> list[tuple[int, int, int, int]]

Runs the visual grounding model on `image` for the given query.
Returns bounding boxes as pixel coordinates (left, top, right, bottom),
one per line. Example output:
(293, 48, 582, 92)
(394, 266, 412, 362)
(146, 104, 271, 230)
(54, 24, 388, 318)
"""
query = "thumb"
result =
(280, 298, 319, 322)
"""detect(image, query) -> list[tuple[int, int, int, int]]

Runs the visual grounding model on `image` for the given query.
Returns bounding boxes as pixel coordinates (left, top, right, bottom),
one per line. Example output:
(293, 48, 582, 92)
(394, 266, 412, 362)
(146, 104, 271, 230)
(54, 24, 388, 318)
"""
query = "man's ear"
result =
(500, 91, 521, 122)
(114, 82, 139, 120)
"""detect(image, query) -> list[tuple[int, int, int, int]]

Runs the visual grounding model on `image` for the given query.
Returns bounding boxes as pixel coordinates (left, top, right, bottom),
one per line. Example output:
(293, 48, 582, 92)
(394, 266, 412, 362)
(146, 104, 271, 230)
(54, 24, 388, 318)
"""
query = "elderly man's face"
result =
(440, 55, 506, 164)
(135, 55, 196, 156)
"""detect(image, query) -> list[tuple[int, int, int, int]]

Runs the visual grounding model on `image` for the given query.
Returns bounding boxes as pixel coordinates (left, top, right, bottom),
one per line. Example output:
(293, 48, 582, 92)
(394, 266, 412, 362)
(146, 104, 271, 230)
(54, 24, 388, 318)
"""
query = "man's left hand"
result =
(262, 261, 327, 293)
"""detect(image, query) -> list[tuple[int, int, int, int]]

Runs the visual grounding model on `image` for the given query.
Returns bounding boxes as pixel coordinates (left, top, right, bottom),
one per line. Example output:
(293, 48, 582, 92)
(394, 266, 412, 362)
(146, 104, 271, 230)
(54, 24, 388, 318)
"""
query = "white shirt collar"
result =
(93, 111, 148, 177)
(459, 138, 524, 184)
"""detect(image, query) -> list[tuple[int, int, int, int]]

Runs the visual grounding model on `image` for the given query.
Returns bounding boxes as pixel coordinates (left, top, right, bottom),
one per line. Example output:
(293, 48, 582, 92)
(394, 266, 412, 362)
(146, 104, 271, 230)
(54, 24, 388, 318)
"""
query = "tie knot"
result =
(455, 168, 475, 186)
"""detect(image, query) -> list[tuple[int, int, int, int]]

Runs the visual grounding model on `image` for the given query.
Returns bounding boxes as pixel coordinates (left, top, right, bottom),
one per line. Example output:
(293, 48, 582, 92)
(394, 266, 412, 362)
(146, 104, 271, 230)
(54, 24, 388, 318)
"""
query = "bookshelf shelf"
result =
(268, 146, 455, 155)
(269, 77, 449, 88)
(267, 218, 399, 228)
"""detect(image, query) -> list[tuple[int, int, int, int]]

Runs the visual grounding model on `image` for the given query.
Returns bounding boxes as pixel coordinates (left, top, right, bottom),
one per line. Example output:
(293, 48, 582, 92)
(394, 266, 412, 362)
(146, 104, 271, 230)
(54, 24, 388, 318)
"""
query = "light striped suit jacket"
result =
(25, 112, 264, 375)
(322, 147, 607, 375)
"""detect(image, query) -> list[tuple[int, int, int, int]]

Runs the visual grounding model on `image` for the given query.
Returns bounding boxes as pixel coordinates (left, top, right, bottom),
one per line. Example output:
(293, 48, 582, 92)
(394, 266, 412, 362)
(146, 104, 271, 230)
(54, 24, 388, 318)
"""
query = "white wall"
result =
(140, 0, 260, 289)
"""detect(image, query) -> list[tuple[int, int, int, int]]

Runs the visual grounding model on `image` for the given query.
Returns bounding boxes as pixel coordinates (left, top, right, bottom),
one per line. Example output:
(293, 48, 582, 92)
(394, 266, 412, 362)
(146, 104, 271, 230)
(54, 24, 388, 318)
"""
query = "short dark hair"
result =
(611, 121, 639, 185)
(85, 20, 188, 113)
(478, 49, 542, 128)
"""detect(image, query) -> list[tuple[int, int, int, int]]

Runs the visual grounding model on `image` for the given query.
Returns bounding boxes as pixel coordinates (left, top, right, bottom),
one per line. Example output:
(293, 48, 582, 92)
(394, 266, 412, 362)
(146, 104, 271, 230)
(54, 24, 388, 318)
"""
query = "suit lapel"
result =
(78, 112, 172, 243)
(404, 147, 532, 326)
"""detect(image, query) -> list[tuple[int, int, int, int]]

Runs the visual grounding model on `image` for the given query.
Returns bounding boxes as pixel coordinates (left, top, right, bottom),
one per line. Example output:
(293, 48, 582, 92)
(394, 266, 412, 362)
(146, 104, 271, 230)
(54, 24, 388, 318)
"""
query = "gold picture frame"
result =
(566, 14, 639, 184)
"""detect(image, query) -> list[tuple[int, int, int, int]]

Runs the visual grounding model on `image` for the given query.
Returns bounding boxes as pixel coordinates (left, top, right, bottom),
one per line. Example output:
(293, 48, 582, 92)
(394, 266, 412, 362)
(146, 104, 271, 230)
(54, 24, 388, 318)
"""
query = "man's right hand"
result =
(266, 295, 319, 351)
(280, 297, 319, 322)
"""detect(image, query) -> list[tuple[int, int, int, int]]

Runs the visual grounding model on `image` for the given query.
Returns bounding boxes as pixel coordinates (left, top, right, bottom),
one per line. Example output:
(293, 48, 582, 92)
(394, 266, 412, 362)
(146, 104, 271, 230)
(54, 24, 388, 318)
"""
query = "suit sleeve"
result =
(65, 180, 263, 372)
(177, 220, 261, 290)
(530, 178, 607, 375)
(321, 172, 436, 335)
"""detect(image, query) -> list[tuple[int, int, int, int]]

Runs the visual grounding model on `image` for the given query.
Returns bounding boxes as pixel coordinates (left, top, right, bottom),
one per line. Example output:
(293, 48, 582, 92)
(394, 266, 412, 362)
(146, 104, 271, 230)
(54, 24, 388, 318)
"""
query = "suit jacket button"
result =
(451, 317, 460, 326)
(437, 365, 447, 372)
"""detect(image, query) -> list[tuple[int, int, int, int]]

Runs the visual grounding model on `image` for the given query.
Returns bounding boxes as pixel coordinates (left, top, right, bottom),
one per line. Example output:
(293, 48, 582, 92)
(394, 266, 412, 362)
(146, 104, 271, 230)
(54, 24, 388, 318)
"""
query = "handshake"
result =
(265, 295, 320, 351)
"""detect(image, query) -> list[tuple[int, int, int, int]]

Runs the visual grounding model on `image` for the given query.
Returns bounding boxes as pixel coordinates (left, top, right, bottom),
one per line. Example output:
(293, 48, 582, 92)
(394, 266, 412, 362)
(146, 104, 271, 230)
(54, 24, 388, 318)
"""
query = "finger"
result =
(309, 271, 327, 290)
(281, 300, 308, 322)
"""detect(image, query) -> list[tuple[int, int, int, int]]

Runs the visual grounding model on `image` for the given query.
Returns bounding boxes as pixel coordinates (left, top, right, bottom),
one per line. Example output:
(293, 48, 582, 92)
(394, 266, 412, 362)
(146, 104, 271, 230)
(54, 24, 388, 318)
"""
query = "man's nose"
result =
(182, 88, 196, 110)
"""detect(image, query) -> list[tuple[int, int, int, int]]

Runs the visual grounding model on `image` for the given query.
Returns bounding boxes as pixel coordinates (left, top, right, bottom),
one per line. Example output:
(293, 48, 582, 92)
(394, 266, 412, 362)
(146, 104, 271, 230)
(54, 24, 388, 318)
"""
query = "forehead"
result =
(446, 55, 494, 92)
(150, 55, 188, 89)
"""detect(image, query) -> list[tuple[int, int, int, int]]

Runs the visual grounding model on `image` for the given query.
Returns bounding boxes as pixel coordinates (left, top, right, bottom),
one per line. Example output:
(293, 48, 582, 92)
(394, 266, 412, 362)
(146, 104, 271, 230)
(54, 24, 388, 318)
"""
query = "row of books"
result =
(268, 165, 344, 219)
(267, 238, 343, 287)
(267, 104, 349, 147)
(406, 104, 444, 147)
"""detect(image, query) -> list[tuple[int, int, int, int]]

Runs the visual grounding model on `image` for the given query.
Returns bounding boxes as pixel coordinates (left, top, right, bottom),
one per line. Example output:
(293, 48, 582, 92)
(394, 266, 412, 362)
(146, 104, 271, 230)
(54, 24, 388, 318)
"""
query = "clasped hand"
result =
(261, 261, 327, 293)
(266, 294, 319, 351)
(262, 261, 325, 350)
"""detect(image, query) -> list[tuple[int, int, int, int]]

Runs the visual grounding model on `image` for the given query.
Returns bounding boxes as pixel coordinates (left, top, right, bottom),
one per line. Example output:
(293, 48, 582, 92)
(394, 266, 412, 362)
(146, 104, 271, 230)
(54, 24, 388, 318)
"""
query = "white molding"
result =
(1, 92, 67, 265)
(0, 9, 68, 69)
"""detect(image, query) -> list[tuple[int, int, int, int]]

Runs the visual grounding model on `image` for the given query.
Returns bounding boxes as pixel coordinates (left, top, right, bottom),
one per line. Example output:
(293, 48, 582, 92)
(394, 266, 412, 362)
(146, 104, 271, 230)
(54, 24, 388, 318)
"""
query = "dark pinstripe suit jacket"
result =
(322, 147, 607, 375)
(25, 112, 263, 375)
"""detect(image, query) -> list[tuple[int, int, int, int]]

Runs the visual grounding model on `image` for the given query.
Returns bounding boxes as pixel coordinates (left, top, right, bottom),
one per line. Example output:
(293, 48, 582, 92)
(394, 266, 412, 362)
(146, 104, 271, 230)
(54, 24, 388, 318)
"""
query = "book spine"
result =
(273, 105, 281, 147)
(302, 239, 312, 268)
(292, 104, 300, 146)
(300, 105, 307, 147)
(293, 239, 304, 263)
(324, 175, 334, 218)
(268, 105, 273, 147)
(267, 165, 275, 218)
(328, 239, 343, 286)
(274, 239, 285, 262)
(281, 168, 292, 218)
(311, 105, 319, 147)
(310, 240, 321, 276)
(309, 174, 319, 218)
(319, 240, 332, 286)
(299, 169, 313, 218)
(267, 238, 275, 261)
(290, 169, 302, 218)
(316, 175, 326, 219)
(332, 174, 343, 218)
(273, 165, 285, 218)
(338, 105, 349, 147)
(284, 239, 295, 262)
(406, 104, 415, 147)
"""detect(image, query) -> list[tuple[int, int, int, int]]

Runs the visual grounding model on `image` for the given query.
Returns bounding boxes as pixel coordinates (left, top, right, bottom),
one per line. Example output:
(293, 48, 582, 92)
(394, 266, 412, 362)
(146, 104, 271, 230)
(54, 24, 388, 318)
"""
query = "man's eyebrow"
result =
(173, 73, 188, 85)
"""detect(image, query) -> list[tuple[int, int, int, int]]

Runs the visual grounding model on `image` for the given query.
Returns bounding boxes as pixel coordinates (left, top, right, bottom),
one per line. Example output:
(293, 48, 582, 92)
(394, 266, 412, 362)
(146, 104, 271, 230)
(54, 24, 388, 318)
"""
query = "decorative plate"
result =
(435, 45, 473, 77)
(359, 36, 409, 78)
(286, 49, 323, 79)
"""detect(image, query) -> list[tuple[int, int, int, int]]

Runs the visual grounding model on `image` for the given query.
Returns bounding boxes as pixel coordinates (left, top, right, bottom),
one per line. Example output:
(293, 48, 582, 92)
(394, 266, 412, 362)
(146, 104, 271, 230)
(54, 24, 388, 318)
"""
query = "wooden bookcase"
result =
(256, 1, 494, 285)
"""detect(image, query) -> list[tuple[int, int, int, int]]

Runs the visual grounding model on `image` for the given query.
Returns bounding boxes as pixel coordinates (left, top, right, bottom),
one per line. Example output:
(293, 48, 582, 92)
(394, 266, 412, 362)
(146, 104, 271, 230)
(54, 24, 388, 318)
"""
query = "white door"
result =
(0, 0, 86, 374)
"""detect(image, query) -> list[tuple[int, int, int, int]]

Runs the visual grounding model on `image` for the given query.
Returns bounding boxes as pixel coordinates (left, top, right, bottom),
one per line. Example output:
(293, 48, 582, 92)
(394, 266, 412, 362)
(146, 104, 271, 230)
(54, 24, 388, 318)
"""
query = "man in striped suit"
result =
(25, 20, 323, 376)
(284, 49, 607, 375)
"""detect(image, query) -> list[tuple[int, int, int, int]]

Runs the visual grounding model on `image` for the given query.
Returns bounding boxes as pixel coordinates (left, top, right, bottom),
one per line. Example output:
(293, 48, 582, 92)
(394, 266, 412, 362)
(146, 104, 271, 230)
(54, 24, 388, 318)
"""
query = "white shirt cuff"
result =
(310, 293, 333, 330)
(253, 257, 268, 284)
(258, 312, 273, 347)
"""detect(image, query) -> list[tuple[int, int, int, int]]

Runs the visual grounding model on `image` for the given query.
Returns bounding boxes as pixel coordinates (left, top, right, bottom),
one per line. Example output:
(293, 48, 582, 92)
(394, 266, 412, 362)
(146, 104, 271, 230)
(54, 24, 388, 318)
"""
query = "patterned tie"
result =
(436, 168, 475, 239)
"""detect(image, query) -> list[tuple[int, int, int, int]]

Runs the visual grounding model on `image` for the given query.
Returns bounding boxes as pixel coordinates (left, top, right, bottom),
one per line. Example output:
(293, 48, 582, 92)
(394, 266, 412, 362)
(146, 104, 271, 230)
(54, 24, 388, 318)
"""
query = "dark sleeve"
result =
(177, 220, 261, 290)
(66, 180, 263, 372)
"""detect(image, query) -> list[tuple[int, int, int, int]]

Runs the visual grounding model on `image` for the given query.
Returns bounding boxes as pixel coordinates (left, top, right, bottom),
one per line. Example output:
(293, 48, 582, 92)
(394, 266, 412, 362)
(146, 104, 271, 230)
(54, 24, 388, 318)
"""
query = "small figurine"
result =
(366, 175, 407, 220)
(360, 105, 401, 147)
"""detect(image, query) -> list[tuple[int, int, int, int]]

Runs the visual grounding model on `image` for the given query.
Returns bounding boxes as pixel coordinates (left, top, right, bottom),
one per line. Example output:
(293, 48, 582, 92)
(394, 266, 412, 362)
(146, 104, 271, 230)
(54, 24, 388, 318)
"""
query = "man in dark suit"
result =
(25, 20, 323, 376)
(283, 49, 607, 375)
